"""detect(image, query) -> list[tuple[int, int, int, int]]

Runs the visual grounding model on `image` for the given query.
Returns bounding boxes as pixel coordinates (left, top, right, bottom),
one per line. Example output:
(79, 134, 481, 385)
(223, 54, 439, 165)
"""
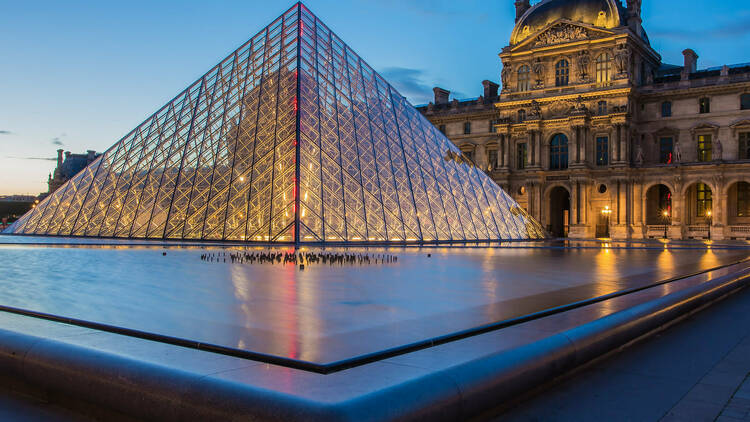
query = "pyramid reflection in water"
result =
(6, 4, 545, 244)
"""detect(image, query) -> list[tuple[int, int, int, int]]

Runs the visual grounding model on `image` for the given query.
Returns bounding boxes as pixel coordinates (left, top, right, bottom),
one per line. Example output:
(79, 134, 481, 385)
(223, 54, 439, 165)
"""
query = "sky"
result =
(1, 0, 749, 195)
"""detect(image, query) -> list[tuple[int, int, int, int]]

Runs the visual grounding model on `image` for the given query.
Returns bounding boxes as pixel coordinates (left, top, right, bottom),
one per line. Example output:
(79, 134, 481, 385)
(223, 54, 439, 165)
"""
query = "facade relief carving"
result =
(614, 45, 631, 79)
(575, 50, 592, 83)
(532, 58, 546, 89)
(532, 24, 588, 47)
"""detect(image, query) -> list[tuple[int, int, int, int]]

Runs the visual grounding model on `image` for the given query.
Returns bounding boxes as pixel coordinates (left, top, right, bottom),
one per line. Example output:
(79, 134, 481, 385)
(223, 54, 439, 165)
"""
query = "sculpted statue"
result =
(576, 50, 591, 82)
(571, 96, 588, 114)
(528, 100, 542, 120)
(673, 140, 682, 163)
(714, 138, 723, 160)
(614, 45, 631, 78)
(635, 144, 644, 166)
(532, 58, 545, 88)
(501, 65, 512, 91)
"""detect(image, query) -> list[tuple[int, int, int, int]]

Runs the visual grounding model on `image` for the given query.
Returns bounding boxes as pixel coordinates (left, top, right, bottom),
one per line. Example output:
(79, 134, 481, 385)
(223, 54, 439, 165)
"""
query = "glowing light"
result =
(239, 176, 245, 182)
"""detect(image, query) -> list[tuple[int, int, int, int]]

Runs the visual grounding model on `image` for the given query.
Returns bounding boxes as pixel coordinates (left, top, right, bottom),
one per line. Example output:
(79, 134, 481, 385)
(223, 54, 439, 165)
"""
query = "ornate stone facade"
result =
(418, 0, 750, 240)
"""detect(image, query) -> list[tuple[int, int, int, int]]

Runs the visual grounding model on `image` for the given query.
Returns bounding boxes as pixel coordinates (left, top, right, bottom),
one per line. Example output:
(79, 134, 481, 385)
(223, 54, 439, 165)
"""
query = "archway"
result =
(727, 181, 750, 226)
(549, 186, 570, 237)
(685, 182, 713, 225)
(645, 184, 672, 225)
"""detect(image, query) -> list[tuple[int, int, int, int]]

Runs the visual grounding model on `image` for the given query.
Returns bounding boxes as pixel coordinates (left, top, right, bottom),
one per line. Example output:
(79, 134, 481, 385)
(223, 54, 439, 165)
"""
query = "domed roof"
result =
(511, 0, 626, 45)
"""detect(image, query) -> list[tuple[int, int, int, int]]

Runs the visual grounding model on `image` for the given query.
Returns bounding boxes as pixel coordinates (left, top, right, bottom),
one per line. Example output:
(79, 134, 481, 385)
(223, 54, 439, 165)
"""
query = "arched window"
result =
(595, 53, 612, 83)
(741, 94, 750, 110)
(549, 133, 569, 170)
(555, 60, 570, 87)
(737, 182, 750, 217)
(517, 65, 531, 92)
(696, 183, 712, 218)
(518, 109, 526, 122)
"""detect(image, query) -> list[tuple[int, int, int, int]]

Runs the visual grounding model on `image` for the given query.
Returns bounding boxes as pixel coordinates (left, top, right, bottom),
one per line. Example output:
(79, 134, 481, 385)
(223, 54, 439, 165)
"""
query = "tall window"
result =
(439, 124, 446, 134)
(517, 143, 527, 170)
(661, 101, 672, 117)
(555, 60, 570, 87)
(737, 182, 750, 217)
(699, 97, 711, 114)
(517, 65, 531, 92)
(488, 150, 498, 171)
(596, 136, 609, 166)
(489, 119, 500, 133)
(549, 133, 569, 170)
(464, 122, 471, 135)
(595, 53, 612, 83)
(696, 183, 712, 218)
(698, 134, 712, 162)
(518, 109, 526, 123)
(740, 132, 750, 160)
(659, 137, 674, 164)
(738, 182, 750, 217)
(598, 101, 608, 115)
(741, 94, 750, 110)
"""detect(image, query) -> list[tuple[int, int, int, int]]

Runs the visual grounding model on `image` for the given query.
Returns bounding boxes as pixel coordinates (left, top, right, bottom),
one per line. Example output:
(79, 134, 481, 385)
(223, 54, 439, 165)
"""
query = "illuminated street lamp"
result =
(662, 210, 670, 239)
(601, 206, 612, 238)
(706, 210, 712, 240)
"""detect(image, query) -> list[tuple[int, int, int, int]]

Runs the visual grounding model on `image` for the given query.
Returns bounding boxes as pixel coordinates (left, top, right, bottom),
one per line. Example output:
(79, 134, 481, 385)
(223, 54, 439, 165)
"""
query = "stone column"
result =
(502, 134, 510, 169)
(527, 133, 534, 168)
(572, 126, 580, 164)
(620, 124, 629, 164)
(535, 131, 542, 167)
(614, 124, 621, 162)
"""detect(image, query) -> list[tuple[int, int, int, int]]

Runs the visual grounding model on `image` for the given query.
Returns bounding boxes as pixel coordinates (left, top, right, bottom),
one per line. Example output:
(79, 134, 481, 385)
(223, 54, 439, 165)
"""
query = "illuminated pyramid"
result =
(5, 3, 545, 244)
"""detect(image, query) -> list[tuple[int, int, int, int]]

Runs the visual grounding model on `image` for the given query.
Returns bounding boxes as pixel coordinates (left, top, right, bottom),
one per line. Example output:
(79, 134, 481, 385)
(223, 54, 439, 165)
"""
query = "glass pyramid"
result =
(5, 3, 545, 244)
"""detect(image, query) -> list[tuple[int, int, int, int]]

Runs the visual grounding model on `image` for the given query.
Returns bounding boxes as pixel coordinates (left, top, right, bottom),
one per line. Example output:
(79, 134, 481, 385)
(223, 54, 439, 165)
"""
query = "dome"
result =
(511, 0, 626, 45)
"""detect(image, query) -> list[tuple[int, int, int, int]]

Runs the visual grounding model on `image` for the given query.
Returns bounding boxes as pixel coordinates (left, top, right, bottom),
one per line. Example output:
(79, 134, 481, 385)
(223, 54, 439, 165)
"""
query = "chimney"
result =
(482, 80, 499, 99)
(682, 49, 698, 74)
(56, 149, 64, 168)
(433, 87, 450, 105)
(627, 0, 642, 19)
(87, 150, 96, 162)
(515, 0, 531, 23)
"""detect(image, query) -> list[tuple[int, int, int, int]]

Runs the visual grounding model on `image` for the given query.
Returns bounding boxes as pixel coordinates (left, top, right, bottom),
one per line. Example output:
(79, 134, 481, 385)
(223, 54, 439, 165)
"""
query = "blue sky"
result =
(1, 0, 748, 195)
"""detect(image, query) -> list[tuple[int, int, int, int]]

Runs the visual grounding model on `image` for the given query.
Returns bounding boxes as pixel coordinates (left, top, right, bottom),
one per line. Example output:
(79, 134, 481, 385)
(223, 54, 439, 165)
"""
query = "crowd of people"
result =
(198, 251, 398, 267)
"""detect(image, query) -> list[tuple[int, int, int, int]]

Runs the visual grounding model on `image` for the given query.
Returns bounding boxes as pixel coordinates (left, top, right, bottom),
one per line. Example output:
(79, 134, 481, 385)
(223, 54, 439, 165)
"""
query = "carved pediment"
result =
(512, 20, 615, 52)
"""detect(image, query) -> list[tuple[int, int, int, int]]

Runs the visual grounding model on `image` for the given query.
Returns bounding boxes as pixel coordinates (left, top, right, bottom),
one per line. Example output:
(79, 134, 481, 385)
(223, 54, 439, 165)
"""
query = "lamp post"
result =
(662, 210, 670, 239)
(706, 210, 712, 240)
(601, 206, 612, 238)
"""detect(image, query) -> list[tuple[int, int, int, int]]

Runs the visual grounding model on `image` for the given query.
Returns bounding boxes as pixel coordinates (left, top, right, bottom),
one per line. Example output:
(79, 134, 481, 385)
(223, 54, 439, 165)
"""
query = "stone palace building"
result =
(418, 0, 750, 240)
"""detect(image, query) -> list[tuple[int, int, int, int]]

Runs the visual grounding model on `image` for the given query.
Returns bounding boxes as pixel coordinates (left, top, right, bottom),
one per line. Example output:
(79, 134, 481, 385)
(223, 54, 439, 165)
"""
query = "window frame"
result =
(518, 109, 526, 123)
(555, 60, 570, 87)
(597, 101, 608, 116)
(741, 94, 750, 110)
(661, 101, 672, 118)
(596, 136, 609, 166)
(699, 97, 711, 114)
(595, 53, 612, 83)
(659, 137, 674, 164)
(549, 133, 569, 171)
(696, 183, 712, 218)
(740, 132, 750, 160)
(697, 134, 712, 162)
(463, 122, 471, 135)
(738, 182, 750, 217)
(517, 142, 527, 170)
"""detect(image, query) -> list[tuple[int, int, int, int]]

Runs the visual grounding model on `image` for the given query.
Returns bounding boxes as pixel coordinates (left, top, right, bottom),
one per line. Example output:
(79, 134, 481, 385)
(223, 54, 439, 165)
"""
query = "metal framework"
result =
(5, 3, 545, 244)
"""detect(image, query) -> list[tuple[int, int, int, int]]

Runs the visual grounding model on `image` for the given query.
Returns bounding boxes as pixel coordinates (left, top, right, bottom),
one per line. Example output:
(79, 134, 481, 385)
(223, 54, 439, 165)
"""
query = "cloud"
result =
(6, 156, 56, 161)
(379, 67, 434, 104)
(0, 130, 12, 135)
(50, 133, 67, 146)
